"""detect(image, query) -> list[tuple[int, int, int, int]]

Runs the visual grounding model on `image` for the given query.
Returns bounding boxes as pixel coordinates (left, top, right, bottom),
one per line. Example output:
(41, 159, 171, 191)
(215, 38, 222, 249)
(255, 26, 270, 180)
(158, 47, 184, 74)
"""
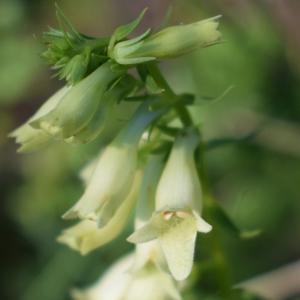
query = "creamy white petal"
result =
(58, 171, 142, 254)
(71, 254, 133, 300)
(193, 210, 212, 233)
(63, 144, 137, 225)
(158, 215, 198, 281)
(124, 264, 182, 300)
(127, 220, 160, 244)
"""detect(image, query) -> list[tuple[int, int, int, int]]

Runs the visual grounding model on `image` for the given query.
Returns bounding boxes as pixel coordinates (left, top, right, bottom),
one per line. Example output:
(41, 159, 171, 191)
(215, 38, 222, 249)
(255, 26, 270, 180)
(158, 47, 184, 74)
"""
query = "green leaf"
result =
(205, 131, 258, 151)
(157, 125, 180, 138)
(194, 85, 234, 106)
(208, 200, 261, 239)
(108, 8, 148, 55)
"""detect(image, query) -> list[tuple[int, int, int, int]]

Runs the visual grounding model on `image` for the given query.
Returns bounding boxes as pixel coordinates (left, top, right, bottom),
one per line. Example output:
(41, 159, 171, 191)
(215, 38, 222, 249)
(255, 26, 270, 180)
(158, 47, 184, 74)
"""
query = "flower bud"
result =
(57, 169, 142, 255)
(63, 101, 163, 226)
(128, 129, 212, 281)
(65, 74, 136, 145)
(112, 16, 221, 65)
(31, 61, 125, 139)
(9, 86, 70, 153)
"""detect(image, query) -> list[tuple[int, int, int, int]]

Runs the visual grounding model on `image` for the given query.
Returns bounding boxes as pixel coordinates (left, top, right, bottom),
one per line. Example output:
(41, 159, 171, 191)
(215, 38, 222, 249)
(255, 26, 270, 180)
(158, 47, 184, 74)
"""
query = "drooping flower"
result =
(65, 74, 136, 145)
(57, 169, 142, 255)
(112, 16, 222, 65)
(9, 86, 70, 152)
(71, 252, 182, 300)
(70, 153, 182, 300)
(131, 153, 166, 272)
(63, 101, 163, 226)
(71, 254, 134, 300)
(31, 61, 125, 139)
(128, 128, 212, 281)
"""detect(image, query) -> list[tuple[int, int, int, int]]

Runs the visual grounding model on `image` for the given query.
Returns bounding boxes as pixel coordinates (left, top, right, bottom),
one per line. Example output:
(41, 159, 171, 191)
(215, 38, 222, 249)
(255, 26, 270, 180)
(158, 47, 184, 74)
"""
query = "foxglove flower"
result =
(57, 170, 142, 255)
(112, 16, 221, 65)
(65, 74, 136, 144)
(63, 101, 163, 226)
(124, 262, 182, 300)
(31, 61, 125, 139)
(71, 254, 134, 300)
(71, 252, 181, 300)
(128, 129, 212, 280)
(131, 153, 166, 272)
(9, 86, 70, 152)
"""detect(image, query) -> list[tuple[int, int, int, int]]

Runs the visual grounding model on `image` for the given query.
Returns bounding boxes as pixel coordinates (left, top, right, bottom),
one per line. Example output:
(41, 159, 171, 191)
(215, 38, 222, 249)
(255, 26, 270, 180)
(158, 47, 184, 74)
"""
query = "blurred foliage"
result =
(1, 0, 299, 300)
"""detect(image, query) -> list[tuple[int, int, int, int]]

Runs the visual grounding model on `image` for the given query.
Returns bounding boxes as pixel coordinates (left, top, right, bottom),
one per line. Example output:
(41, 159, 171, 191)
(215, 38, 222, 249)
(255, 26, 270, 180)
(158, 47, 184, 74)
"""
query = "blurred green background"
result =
(1, 0, 300, 299)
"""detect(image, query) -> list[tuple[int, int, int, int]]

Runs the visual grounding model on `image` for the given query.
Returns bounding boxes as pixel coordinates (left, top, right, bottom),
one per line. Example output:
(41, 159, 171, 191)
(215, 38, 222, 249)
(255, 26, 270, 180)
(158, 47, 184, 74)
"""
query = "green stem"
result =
(146, 63, 193, 127)
(196, 145, 236, 300)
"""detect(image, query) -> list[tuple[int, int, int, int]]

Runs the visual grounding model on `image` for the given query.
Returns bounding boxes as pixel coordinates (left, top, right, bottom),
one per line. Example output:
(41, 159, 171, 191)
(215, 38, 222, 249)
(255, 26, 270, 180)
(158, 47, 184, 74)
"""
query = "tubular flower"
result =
(127, 154, 182, 300)
(66, 74, 137, 144)
(131, 153, 166, 272)
(63, 101, 163, 226)
(112, 16, 221, 65)
(71, 254, 134, 300)
(9, 86, 70, 152)
(30, 61, 125, 139)
(128, 129, 212, 281)
(71, 252, 181, 300)
(57, 169, 142, 255)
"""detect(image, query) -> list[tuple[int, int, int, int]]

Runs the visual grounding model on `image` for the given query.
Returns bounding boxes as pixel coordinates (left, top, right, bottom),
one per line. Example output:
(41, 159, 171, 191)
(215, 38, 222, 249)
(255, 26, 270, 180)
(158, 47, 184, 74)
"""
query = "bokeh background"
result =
(1, 0, 300, 299)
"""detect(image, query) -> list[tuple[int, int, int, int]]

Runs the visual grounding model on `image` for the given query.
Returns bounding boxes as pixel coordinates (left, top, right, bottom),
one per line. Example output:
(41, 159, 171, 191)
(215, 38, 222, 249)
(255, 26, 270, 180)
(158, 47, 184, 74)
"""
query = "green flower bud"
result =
(31, 61, 125, 139)
(128, 129, 212, 281)
(9, 86, 70, 152)
(63, 101, 164, 226)
(65, 74, 137, 145)
(112, 16, 222, 65)
(42, 5, 109, 84)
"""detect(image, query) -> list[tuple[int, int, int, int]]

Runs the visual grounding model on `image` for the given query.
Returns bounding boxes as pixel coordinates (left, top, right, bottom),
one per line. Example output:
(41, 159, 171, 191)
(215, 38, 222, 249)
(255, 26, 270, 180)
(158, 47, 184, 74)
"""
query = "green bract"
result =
(111, 16, 222, 65)
(31, 61, 125, 139)
(42, 5, 109, 84)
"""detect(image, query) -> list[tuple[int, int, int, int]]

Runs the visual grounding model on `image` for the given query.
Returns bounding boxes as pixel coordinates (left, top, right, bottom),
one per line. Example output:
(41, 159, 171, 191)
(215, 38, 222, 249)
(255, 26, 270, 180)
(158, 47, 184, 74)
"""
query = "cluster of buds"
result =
(11, 6, 222, 299)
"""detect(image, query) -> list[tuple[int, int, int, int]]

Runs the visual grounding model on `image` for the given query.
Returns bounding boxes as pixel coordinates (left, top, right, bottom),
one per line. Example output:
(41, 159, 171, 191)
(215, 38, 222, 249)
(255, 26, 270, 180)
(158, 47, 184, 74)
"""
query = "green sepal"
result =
(55, 3, 83, 42)
(157, 6, 173, 31)
(145, 75, 165, 94)
(108, 8, 148, 55)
